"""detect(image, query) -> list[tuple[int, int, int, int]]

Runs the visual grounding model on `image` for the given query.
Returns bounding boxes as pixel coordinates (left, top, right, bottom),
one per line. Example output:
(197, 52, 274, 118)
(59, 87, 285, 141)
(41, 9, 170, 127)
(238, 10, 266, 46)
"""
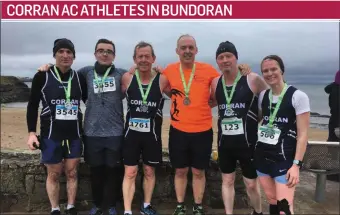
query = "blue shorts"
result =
(254, 154, 293, 184)
(41, 138, 83, 164)
(256, 170, 288, 184)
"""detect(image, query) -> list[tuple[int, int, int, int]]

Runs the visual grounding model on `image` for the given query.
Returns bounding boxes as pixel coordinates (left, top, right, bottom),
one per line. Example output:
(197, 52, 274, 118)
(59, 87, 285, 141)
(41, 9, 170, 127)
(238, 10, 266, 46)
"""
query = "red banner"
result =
(1, 0, 340, 19)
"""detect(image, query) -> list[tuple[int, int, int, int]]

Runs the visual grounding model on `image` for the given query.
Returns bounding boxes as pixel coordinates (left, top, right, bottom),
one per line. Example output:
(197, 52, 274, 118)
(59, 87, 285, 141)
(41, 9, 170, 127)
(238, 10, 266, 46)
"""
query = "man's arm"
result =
(209, 65, 221, 80)
(121, 72, 133, 95)
(257, 90, 265, 122)
(238, 64, 252, 76)
(117, 68, 129, 99)
(255, 74, 269, 95)
(78, 72, 88, 103)
(26, 72, 45, 149)
(248, 72, 269, 96)
(209, 77, 220, 108)
(160, 65, 173, 98)
(27, 72, 45, 133)
(37, 63, 92, 79)
(37, 63, 53, 72)
(159, 74, 171, 97)
(206, 65, 220, 107)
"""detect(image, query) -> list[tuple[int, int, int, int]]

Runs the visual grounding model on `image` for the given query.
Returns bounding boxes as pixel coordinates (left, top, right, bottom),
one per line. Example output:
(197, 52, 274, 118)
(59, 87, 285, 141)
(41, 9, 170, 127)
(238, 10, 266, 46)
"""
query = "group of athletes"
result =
(26, 34, 310, 215)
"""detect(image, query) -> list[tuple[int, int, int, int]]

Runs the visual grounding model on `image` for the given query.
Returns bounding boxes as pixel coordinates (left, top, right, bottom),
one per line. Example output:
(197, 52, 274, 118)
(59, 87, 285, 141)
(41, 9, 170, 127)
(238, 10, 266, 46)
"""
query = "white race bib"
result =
(221, 117, 244, 135)
(55, 105, 78, 120)
(258, 125, 281, 145)
(129, 118, 151, 132)
(93, 77, 116, 93)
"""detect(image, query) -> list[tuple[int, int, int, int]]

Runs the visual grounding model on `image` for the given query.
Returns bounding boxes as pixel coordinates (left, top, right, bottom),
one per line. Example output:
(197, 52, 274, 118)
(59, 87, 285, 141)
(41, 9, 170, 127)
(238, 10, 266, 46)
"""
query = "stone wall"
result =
(0, 149, 250, 213)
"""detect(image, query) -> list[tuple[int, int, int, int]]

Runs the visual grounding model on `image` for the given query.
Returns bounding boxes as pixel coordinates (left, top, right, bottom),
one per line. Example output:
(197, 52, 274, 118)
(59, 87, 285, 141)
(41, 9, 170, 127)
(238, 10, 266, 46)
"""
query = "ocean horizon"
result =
(22, 81, 332, 114)
(4, 81, 331, 130)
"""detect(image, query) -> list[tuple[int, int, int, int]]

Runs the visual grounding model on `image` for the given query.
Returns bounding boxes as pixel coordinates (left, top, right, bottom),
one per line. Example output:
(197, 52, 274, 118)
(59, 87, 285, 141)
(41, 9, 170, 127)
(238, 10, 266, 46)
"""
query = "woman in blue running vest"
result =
(254, 55, 310, 215)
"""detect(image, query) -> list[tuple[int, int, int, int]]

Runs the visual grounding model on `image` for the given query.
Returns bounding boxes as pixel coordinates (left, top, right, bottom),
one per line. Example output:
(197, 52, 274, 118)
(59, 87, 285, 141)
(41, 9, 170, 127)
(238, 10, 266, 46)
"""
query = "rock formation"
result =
(0, 76, 30, 103)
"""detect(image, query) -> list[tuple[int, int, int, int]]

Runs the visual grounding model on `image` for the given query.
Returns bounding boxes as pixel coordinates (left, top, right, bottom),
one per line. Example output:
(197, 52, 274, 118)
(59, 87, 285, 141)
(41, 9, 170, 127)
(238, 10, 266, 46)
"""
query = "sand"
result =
(1, 107, 329, 150)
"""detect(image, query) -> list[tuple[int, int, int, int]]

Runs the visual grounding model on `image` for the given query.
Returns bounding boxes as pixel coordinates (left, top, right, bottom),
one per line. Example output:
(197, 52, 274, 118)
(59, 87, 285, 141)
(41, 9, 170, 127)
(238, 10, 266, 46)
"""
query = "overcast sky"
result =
(1, 22, 339, 78)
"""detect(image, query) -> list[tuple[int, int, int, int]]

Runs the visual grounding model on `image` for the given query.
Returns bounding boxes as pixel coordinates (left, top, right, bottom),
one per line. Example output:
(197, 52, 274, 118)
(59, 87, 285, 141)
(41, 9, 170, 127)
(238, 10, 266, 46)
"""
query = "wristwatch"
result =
(293, 159, 303, 167)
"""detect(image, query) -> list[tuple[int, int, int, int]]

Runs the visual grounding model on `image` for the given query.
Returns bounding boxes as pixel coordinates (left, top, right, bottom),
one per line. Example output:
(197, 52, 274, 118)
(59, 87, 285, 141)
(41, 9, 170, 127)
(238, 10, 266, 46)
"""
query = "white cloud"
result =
(1, 21, 339, 77)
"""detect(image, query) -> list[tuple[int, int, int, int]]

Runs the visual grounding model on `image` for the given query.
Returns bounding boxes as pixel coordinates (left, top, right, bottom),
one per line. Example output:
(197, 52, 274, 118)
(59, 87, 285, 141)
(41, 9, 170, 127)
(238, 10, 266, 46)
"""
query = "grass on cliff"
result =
(1, 76, 21, 85)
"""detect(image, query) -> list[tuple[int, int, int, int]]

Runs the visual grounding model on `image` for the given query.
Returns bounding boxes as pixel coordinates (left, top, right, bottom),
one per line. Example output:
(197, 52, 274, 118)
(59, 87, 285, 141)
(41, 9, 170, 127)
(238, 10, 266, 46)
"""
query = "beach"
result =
(1, 107, 329, 150)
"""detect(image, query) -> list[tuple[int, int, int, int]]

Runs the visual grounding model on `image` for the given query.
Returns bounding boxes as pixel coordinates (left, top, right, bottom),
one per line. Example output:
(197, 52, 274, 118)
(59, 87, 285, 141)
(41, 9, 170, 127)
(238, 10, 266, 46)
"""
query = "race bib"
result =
(221, 117, 244, 135)
(55, 105, 78, 120)
(93, 77, 116, 93)
(258, 125, 281, 145)
(128, 118, 151, 132)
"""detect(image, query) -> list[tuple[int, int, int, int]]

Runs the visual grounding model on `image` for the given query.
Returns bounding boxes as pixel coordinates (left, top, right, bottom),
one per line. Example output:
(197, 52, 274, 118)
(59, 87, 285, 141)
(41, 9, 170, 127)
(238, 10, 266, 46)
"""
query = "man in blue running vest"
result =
(27, 38, 87, 215)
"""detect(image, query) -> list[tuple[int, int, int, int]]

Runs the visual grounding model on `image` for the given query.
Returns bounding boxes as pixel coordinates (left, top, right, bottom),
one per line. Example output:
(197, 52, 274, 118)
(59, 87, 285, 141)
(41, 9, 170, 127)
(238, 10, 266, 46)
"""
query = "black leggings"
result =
(90, 165, 124, 208)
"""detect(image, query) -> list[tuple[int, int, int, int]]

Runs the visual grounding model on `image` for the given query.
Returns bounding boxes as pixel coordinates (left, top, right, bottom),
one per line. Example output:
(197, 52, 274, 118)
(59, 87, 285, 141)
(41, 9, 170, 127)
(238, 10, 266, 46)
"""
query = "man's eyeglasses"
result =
(96, 49, 115, 55)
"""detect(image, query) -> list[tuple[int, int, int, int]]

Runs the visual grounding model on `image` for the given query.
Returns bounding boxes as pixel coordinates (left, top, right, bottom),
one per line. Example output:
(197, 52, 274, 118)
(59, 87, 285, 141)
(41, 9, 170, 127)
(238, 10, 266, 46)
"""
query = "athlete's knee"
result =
(47, 171, 61, 182)
(175, 167, 189, 178)
(65, 168, 78, 180)
(191, 168, 205, 179)
(124, 166, 138, 180)
(264, 193, 277, 205)
(245, 180, 258, 192)
(143, 165, 155, 180)
(222, 175, 235, 187)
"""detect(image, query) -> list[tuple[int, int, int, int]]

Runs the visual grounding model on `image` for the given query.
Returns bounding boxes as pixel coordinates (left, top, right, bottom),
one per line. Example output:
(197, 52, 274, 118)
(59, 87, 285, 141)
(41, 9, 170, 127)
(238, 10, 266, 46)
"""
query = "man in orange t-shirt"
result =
(162, 34, 250, 215)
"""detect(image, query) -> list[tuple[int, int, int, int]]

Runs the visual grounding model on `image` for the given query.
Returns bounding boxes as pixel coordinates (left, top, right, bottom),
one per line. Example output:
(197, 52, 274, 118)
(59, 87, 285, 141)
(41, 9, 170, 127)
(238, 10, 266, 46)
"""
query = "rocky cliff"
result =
(0, 76, 30, 103)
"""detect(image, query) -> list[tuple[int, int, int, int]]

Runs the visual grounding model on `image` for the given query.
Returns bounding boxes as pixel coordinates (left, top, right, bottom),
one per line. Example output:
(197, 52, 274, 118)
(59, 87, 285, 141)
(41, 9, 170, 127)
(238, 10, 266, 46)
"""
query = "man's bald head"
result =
(176, 34, 197, 48)
(176, 34, 198, 65)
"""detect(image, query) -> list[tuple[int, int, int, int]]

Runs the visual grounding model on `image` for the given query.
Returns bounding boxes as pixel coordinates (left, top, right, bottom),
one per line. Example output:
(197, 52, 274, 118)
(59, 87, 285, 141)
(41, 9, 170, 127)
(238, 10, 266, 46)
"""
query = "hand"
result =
(153, 65, 164, 74)
(37, 63, 52, 72)
(286, 165, 300, 188)
(208, 99, 217, 108)
(238, 64, 252, 76)
(27, 133, 40, 150)
(128, 65, 137, 75)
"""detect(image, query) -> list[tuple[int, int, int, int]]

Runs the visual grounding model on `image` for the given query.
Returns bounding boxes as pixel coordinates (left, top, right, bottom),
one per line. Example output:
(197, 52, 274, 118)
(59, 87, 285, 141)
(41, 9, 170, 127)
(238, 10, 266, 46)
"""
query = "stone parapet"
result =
(0, 149, 250, 213)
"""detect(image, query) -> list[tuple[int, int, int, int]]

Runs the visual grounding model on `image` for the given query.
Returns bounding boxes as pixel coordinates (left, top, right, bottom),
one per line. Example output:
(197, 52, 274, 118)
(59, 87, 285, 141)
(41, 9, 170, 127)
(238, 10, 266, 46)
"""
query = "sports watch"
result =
(293, 159, 303, 168)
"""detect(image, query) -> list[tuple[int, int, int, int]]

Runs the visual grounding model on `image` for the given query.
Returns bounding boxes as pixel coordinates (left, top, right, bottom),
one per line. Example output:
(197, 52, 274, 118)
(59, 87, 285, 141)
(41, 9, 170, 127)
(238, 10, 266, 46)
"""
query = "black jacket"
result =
(325, 82, 339, 128)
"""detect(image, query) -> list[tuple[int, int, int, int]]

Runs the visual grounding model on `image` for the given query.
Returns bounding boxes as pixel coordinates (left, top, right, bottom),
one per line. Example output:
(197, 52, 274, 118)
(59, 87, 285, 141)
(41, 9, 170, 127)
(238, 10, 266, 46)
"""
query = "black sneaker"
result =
(140, 204, 158, 215)
(51, 210, 61, 215)
(172, 205, 186, 215)
(65, 207, 78, 215)
(192, 205, 205, 215)
(89, 207, 103, 215)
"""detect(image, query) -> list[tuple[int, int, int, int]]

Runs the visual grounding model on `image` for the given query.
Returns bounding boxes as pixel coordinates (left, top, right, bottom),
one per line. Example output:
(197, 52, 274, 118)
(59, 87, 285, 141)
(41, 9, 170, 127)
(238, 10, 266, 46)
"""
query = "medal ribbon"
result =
(179, 64, 196, 98)
(54, 65, 72, 106)
(135, 69, 156, 104)
(268, 83, 288, 127)
(222, 71, 241, 110)
(94, 66, 112, 91)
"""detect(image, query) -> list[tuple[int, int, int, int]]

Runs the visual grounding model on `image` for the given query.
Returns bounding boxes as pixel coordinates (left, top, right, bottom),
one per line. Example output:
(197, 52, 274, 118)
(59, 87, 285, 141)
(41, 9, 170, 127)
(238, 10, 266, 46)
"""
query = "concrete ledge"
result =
(0, 149, 250, 213)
